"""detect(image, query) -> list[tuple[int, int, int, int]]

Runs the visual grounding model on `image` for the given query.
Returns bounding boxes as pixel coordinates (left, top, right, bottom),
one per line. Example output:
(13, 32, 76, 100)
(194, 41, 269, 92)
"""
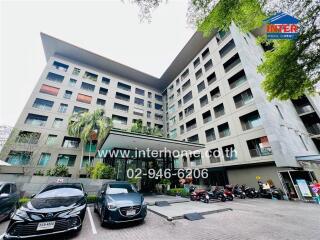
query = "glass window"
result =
(16, 131, 40, 144)
(223, 53, 241, 72)
(219, 39, 236, 58)
(148, 92, 152, 98)
(222, 144, 237, 160)
(72, 68, 80, 76)
(197, 81, 205, 93)
(183, 91, 193, 104)
(169, 129, 177, 139)
(134, 97, 144, 106)
(115, 92, 130, 102)
(181, 69, 189, 80)
(228, 69, 247, 89)
(69, 78, 77, 86)
(112, 115, 128, 125)
(193, 57, 200, 68)
(83, 71, 98, 81)
(99, 87, 108, 95)
(201, 48, 210, 59)
(205, 128, 216, 142)
(62, 136, 80, 148)
(82, 156, 94, 168)
(102, 77, 110, 85)
(38, 153, 51, 166)
(52, 118, 63, 128)
(46, 72, 64, 83)
(81, 82, 95, 92)
(214, 103, 225, 118)
(135, 88, 145, 96)
(56, 154, 76, 166)
(247, 136, 272, 157)
(195, 69, 203, 79)
(40, 84, 59, 96)
(113, 103, 129, 112)
(25, 114, 48, 126)
(155, 103, 163, 111)
(6, 151, 32, 166)
(239, 110, 262, 130)
(204, 59, 213, 71)
(52, 61, 68, 72)
(207, 72, 216, 85)
(117, 82, 131, 91)
(46, 134, 57, 145)
(64, 90, 72, 99)
(182, 79, 191, 92)
(33, 98, 54, 110)
(97, 98, 106, 106)
(218, 122, 230, 138)
(73, 106, 88, 114)
(58, 103, 68, 113)
(155, 94, 162, 101)
(85, 140, 97, 152)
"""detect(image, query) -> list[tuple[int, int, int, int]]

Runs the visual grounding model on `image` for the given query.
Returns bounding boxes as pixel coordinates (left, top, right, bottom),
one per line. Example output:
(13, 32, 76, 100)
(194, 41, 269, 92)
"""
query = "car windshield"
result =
(37, 184, 83, 198)
(106, 184, 137, 194)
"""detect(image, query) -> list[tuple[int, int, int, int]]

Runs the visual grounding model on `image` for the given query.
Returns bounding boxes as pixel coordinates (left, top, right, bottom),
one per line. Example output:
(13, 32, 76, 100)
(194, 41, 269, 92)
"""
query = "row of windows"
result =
(50, 61, 163, 101)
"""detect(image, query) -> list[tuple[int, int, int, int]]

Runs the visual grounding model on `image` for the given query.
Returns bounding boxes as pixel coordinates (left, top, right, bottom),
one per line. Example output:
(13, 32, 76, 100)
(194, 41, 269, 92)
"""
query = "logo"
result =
(46, 212, 54, 218)
(263, 12, 299, 40)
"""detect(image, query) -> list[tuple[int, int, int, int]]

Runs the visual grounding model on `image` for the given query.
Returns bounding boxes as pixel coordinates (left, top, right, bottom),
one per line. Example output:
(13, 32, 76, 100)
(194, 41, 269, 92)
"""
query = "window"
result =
(85, 141, 97, 153)
(72, 67, 80, 76)
(155, 103, 163, 111)
(197, 81, 205, 93)
(178, 99, 182, 108)
(169, 129, 177, 139)
(62, 136, 80, 148)
(204, 59, 213, 71)
(239, 110, 262, 130)
(214, 103, 225, 118)
(53, 61, 69, 72)
(38, 153, 51, 166)
(77, 93, 92, 104)
(199, 95, 208, 107)
(16, 131, 41, 144)
(228, 69, 247, 89)
(180, 125, 185, 134)
(299, 135, 308, 151)
(155, 113, 163, 121)
(155, 94, 162, 101)
(83, 71, 98, 81)
(33, 98, 54, 110)
(193, 57, 200, 68)
(218, 122, 230, 138)
(69, 78, 77, 86)
(223, 53, 241, 72)
(182, 79, 191, 92)
(205, 128, 216, 142)
(169, 94, 174, 102)
(117, 82, 131, 91)
(207, 72, 216, 85)
(46, 134, 57, 145)
(186, 118, 197, 132)
(58, 103, 68, 113)
(25, 114, 48, 126)
(40, 84, 59, 96)
(202, 110, 212, 123)
(169, 116, 176, 126)
(1, 184, 10, 194)
(216, 30, 230, 44)
(81, 82, 95, 92)
(97, 98, 106, 106)
(114, 103, 129, 112)
(209, 148, 220, 163)
(147, 122, 151, 127)
(112, 115, 128, 125)
(64, 90, 72, 99)
(147, 101, 152, 108)
(115, 92, 130, 102)
(233, 89, 253, 108)
(46, 72, 64, 83)
(147, 111, 151, 118)
(99, 87, 108, 95)
(183, 91, 193, 104)
(247, 136, 272, 157)
(219, 39, 236, 58)
(102, 77, 110, 85)
(73, 106, 88, 114)
(184, 104, 194, 117)
(168, 105, 176, 115)
(176, 78, 180, 86)
(181, 69, 189, 80)
(6, 151, 32, 166)
(133, 108, 144, 116)
(135, 88, 145, 96)
(82, 156, 94, 168)
(275, 105, 284, 119)
(177, 89, 181, 96)
(201, 48, 210, 59)
(195, 69, 203, 79)
(210, 87, 221, 101)
(52, 118, 63, 128)
(179, 111, 183, 120)
(134, 97, 144, 106)
(222, 144, 237, 161)
(187, 134, 199, 143)
(56, 154, 76, 167)
(148, 92, 152, 98)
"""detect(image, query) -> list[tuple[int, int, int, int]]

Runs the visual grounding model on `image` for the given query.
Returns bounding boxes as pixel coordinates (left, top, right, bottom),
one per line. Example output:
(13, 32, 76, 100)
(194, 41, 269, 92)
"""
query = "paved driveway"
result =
(0, 199, 319, 240)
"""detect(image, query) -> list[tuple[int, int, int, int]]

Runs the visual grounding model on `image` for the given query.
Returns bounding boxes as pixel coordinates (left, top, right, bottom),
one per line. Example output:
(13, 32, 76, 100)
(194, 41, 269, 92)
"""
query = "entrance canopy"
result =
(99, 129, 205, 153)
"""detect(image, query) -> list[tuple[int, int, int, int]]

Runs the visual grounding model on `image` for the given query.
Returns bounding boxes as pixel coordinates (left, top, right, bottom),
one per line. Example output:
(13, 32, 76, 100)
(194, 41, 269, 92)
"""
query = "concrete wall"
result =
(0, 173, 111, 197)
(227, 165, 285, 190)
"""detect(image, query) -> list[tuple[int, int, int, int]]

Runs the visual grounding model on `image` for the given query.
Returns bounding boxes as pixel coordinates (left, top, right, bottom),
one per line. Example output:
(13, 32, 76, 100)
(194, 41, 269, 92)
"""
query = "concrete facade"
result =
(1, 24, 320, 187)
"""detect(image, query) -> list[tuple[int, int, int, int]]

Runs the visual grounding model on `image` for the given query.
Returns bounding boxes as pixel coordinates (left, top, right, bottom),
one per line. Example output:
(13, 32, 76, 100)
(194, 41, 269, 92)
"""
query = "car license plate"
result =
(126, 209, 136, 216)
(37, 221, 55, 231)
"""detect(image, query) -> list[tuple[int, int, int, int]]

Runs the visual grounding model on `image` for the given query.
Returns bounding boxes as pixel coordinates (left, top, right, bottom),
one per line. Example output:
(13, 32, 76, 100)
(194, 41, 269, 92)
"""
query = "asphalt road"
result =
(0, 198, 319, 240)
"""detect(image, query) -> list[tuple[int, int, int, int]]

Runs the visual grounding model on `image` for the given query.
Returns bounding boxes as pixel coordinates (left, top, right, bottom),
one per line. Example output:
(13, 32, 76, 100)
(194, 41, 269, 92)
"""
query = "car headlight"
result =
(107, 203, 117, 209)
(13, 209, 30, 220)
(69, 204, 86, 215)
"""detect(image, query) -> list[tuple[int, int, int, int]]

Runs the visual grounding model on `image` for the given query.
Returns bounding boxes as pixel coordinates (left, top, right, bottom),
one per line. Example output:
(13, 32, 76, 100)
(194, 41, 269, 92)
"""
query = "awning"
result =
(99, 129, 205, 154)
(296, 155, 320, 162)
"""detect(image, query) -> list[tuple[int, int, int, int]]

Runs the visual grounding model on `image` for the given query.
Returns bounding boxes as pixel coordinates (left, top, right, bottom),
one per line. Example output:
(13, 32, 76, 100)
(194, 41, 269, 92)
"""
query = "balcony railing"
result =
(185, 109, 194, 117)
(224, 58, 241, 72)
(229, 76, 247, 89)
(249, 147, 272, 157)
(307, 123, 320, 135)
(186, 124, 197, 132)
(203, 116, 212, 124)
(295, 105, 314, 115)
(214, 110, 225, 118)
(235, 97, 253, 108)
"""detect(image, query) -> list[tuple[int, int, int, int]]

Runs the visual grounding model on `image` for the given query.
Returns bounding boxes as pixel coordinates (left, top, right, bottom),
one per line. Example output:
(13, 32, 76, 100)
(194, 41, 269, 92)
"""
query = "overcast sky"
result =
(0, 0, 194, 126)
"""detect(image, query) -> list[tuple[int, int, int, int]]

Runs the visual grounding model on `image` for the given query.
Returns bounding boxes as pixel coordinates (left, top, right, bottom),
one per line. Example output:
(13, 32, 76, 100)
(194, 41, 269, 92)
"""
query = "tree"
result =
(130, 119, 164, 137)
(67, 109, 113, 170)
(129, 0, 320, 100)
(91, 162, 115, 179)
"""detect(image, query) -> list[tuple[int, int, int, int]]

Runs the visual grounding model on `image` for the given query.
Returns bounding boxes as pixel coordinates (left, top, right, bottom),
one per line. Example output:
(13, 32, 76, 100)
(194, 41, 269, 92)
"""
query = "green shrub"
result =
(128, 177, 139, 185)
(91, 162, 115, 179)
(159, 179, 171, 185)
(86, 195, 97, 204)
(19, 197, 31, 206)
(167, 188, 189, 197)
(46, 165, 69, 177)
(33, 170, 44, 176)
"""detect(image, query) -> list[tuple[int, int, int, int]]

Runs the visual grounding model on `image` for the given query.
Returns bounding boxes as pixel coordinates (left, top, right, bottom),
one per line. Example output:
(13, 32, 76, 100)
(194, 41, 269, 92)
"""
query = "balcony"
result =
(249, 147, 272, 157)
(307, 123, 320, 135)
(186, 124, 197, 132)
(223, 53, 241, 72)
(295, 105, 314, 115)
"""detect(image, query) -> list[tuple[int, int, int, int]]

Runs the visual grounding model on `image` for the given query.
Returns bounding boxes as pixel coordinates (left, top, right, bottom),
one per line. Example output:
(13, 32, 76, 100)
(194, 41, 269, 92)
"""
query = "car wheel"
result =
(94, 204, 98, 213)
(100, 208, 106, 227)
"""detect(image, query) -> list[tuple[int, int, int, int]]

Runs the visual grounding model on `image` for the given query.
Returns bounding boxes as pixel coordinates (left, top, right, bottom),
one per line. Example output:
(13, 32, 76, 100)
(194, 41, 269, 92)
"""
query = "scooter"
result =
(189, 186, 207, 201)
(241, 184, 259, 198)
(232, 184, 246, 199)
(257, 180, 283, 200)
(203, 186, 226, 203)
(224, 185, 234, 201)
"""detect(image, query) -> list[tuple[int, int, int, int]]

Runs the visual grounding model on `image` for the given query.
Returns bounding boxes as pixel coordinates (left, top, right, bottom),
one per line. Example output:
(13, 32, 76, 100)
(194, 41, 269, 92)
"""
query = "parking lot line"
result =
(0, 233, 4, 239)
(87, 207, 97, 235)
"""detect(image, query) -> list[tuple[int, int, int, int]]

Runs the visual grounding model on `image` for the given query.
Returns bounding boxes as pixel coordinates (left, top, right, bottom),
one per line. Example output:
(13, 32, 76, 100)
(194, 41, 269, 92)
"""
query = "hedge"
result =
(167, 188, 189, 198)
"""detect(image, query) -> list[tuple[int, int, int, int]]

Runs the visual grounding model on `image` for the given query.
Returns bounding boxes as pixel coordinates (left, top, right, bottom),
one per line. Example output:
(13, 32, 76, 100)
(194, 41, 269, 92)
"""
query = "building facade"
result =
(1, 24, 320, 192)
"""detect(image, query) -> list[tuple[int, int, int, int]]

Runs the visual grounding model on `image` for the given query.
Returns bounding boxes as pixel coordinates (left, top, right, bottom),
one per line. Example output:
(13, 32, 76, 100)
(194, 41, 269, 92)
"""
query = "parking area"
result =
(0, 198, 319, 240)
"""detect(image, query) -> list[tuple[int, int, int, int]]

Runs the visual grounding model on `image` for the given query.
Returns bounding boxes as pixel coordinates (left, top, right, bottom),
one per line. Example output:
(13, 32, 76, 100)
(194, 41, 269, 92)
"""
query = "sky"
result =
(0, 0, 194, 127)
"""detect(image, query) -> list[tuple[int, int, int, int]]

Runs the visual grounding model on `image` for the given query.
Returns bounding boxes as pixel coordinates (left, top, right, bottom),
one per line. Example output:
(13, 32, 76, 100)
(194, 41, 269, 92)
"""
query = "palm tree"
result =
(67, 109, 113, 170)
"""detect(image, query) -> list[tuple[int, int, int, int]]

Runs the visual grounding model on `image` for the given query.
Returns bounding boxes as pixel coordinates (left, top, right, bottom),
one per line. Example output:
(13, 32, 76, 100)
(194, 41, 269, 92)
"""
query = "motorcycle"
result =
(232, 184, 246, 199)
(224, 185, 234, 201)
(189, 186, 207, 201)
(241, 184, 259, 198)
(257, 180, 283, 200)
(203, 186, 226, 203)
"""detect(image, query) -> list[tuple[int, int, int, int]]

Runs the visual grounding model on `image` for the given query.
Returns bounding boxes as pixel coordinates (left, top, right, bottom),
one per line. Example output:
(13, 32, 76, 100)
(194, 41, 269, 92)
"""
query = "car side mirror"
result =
(84, 192, 88, 197)
(30, 194, 36, 198)
(101, 190, 105, 195)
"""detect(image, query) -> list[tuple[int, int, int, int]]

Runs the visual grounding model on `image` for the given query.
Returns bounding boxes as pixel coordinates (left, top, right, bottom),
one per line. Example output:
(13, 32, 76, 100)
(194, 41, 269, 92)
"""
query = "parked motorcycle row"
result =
(189, 181, 284, 203)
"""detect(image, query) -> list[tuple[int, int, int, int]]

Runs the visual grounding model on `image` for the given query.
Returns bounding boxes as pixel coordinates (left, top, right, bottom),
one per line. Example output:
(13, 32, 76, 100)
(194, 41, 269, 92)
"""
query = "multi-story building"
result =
(1, 24, 320, 197)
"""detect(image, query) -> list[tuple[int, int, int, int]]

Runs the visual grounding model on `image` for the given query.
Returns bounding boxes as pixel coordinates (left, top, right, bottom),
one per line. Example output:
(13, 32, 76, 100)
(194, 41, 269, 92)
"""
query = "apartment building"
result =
(1, 24, 320, 195)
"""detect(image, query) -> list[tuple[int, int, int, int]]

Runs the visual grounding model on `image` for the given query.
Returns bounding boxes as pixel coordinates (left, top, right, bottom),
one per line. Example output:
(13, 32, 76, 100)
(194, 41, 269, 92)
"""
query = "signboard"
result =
(296, 179, 312, 197)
